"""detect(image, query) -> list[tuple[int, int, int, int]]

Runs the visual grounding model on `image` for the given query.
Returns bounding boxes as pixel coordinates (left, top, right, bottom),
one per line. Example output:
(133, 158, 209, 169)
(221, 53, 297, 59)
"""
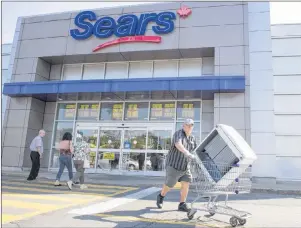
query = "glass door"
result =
(74, 126, 99, 172)
(97, 127, 123, 174)
(146, 125, 173, 176)
(121, 128, 147, 174)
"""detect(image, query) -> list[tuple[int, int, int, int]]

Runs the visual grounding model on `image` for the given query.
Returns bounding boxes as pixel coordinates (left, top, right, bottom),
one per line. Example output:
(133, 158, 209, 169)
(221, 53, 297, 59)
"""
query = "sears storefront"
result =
(3, 2, 248, 176)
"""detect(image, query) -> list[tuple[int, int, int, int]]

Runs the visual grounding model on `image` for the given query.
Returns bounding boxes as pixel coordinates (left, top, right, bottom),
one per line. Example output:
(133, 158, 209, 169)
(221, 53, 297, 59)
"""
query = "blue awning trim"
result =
(3, 76, 245, 96)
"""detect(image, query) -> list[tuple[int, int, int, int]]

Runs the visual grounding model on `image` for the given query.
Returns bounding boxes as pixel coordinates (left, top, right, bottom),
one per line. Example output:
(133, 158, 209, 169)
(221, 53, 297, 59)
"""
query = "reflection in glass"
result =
(100, 103, 123, 121)
(99, 130, 121, 149)
(56, 103, 76, 120)
(51, 149, 60, 168)
(121, 152, 148, 171)
(176, 122, 201, 144)
(124, 130, 146, 149)
(177, 101, 201, 121)
(97, 152, 120, 170)
(126, 92, 150, 100)
(147, 130, 172, 151)
(88, 151, 96, 168)
(147, 153, 166, 171)
(53, 122, 74, 148)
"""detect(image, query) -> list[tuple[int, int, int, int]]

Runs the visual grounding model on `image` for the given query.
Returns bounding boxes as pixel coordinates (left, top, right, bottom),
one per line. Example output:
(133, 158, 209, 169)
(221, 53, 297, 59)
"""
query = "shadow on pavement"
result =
(73, 207, 202, 228)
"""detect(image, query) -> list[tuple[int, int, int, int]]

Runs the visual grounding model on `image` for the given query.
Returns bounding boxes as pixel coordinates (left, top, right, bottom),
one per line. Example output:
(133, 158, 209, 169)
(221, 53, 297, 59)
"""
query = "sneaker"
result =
(156, 194, 164, 209)
(73, 181, 80, 185)
(178, 202, 190, 212)
(80, 184, 88, 190)
(67, 180, 72, 190)
(54, 180, 61, 186)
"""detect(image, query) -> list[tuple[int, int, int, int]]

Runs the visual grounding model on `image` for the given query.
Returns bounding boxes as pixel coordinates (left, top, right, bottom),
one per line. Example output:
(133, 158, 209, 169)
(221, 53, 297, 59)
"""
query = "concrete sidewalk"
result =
(2, 169, 301, 195)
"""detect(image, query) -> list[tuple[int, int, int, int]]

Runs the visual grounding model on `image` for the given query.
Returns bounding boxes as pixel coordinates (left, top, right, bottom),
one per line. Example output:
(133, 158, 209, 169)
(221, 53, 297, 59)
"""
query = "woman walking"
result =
(54, 132, 74, 190)
(72, 132, 90, 190)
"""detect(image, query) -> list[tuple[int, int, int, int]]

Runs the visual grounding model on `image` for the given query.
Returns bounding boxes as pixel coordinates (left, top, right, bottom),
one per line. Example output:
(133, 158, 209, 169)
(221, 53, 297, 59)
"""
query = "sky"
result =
(2, 1, 301, 44)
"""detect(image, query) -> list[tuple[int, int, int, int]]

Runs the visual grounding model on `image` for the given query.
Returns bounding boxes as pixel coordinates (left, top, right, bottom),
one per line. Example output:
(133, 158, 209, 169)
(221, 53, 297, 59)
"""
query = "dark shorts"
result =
(165, 166, 192, 188)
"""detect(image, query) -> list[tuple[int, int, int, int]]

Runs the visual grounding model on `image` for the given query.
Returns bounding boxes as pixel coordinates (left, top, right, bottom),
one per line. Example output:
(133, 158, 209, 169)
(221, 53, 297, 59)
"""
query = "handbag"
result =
(83, 158, 90, 169)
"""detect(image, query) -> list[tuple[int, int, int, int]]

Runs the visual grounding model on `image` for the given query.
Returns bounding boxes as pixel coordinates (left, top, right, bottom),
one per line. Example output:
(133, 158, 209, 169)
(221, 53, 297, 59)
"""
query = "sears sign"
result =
(70, 6, 192, 51)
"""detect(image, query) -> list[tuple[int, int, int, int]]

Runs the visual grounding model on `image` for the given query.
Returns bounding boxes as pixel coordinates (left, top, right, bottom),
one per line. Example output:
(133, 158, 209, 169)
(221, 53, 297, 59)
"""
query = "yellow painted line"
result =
(95, 213, 220, 227)
(1, 195, 108, 225)
(2, 181, 121, 193)
(2, 193, 90, 202)
(2, 185, 107, 197)
(2, 200, 63, 210)
(5, 178, 137, 190)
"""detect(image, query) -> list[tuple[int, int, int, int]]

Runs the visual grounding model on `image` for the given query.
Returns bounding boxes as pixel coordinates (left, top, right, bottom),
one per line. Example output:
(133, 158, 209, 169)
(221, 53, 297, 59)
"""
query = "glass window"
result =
(124, 102, 148, 121)
(50, 149, 60, 168)
(146, 153, 167, 172)
(101, 92, 125, 100)
(2, 55, 10, 69)
(78, 92, 101, 101)
(121, 152, 146, 171)
(105, 62, 128, 79)
(177, 91, 202, 100)
(150, 102, 175, 121)
(151, 91, 175, 100)
(177, 101, 201, 121)
(129, 61, 152, 78)
(147, 130, 172, 150)
(83, 64, 105, 80)
(99, 129, 121, 149)
(179, 59, 202, 77)
(62, 65, 82, 80)
(176, 122, 201, 144)
(100, 102, 123, 121)
(76, 129, 98, 149)
(57, 93, 78, 101)
(153, 60, 178, 78)
(97, 151, 120, 170)
(56, 103, 76, 120)
(124, 130, 147, 149)
(53, 122, 74, 148)
(126, 92, 150, 100)
(76, 103, 99, 121)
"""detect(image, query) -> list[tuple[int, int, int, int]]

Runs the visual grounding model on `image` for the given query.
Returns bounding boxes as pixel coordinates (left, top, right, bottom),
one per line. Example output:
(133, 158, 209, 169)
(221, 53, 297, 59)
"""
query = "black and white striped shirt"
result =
(166, 129, 197, 171)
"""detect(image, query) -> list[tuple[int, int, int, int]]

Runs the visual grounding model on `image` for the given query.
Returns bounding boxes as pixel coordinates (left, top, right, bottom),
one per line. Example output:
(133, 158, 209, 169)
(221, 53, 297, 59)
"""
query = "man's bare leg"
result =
(160, 184, 170, 196)
(178, 181, 190, 212)
(180, 181, 190, 202)
(157, 184, 172, 208)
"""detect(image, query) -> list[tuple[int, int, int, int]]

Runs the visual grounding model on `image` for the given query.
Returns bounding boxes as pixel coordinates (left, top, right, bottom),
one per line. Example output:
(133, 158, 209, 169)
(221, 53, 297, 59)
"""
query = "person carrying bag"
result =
(72, 132, 90, 190)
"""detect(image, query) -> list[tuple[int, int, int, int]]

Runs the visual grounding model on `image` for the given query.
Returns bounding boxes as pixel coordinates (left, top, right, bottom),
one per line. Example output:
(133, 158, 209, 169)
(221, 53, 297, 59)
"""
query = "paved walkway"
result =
(2, 172, 301, 228)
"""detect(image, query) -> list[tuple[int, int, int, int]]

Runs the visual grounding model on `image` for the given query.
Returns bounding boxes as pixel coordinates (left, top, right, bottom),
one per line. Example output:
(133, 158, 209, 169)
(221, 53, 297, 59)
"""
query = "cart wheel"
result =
(230, 217, 238, 227)
(239, 219, 247, 225)
(187, 209, 197, 220)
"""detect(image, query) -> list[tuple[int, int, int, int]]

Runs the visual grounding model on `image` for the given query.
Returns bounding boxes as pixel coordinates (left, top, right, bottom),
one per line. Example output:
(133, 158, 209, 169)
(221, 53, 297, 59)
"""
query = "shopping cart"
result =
(187, 157, 253, 227)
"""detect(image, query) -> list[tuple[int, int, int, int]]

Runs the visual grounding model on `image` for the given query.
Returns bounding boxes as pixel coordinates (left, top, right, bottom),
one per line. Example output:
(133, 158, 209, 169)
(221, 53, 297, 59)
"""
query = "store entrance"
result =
(75, 123, 173, 176)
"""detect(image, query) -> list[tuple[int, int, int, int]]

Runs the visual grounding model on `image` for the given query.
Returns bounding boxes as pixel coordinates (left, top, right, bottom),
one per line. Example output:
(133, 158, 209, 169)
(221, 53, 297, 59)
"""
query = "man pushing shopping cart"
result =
(157, 121, 257, 227)
(156, 118, 196, 212)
